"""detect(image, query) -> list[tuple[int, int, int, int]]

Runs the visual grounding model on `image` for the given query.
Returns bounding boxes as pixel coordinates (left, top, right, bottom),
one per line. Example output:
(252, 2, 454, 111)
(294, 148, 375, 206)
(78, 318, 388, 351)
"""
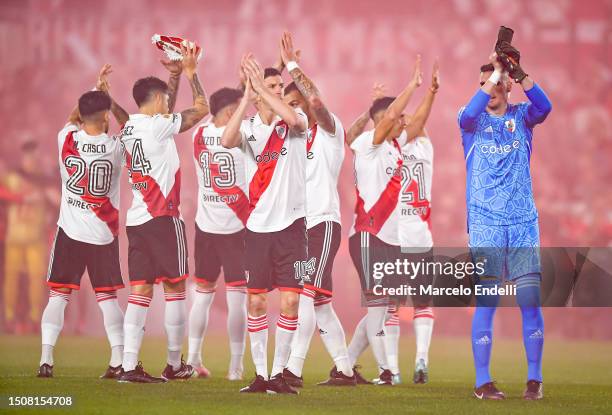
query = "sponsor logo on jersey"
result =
(255, 147, 288, 164)
(480, 140, 520, 155)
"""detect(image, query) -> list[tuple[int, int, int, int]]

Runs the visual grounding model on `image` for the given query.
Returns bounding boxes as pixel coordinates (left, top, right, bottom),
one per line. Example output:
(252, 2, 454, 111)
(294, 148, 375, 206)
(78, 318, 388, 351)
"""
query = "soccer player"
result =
(346, 61, 439, 385)
(39, 65, 128, 378)
(118, 43, 209, 383)
(458, 43, 552, 399)
(276, 32, 355, 387)
(188, 87, 248, 380)
(221, 55, 308, 394)
(345, 56, 425, 386)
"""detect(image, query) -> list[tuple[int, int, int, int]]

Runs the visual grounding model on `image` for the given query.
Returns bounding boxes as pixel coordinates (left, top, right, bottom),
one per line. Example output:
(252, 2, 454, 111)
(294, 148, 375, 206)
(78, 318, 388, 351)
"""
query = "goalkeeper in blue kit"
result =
(457, 34, 552, 400)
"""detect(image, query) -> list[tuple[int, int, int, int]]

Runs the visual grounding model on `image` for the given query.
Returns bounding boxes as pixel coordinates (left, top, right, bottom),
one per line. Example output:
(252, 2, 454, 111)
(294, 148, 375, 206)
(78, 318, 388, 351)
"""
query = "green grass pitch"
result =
(1, 334, 611, 414)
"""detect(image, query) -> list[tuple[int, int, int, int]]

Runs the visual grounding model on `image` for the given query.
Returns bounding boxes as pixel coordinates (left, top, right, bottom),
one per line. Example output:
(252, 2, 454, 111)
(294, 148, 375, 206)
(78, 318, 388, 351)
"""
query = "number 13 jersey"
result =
(120, 113, 183, 226)
(192, 121, 249, 234)
(57, 123, 122, 245)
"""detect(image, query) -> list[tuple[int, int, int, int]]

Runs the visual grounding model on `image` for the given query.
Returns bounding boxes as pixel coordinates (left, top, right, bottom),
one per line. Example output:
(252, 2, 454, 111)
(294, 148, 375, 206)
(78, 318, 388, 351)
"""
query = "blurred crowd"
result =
(0, 0, 610, 336)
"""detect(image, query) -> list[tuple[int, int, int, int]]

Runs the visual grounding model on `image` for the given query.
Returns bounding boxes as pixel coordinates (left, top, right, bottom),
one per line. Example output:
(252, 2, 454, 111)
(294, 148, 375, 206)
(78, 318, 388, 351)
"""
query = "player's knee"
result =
(248, 294, 267, 315)
(131, 284, 153, 297)
(196, 280, 216, 292)
(280, 292, 299, 315)
(51, 287, 72, 295)
(163, 279, 186, 293)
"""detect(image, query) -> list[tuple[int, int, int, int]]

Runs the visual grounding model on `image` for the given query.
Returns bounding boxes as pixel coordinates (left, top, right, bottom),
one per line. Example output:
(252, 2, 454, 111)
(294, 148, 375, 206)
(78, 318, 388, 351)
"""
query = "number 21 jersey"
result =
(57, 123, 121, 245)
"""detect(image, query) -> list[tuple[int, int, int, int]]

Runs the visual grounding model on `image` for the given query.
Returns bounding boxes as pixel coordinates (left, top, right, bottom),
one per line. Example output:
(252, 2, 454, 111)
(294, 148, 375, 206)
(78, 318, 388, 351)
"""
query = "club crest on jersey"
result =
(275, 125, 287, 140)
(505, 119, 516, 133)
(306, 129, 314, 144)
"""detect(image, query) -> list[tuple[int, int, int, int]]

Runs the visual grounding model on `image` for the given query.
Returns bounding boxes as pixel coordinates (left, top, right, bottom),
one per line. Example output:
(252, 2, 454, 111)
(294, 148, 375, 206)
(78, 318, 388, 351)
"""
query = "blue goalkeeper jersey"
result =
(458, 84, 552, 227)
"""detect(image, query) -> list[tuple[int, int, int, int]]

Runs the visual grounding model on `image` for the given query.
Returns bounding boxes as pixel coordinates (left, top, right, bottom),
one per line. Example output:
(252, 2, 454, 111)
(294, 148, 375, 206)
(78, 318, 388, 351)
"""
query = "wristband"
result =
(488, 70, 502, 85)
(286, 61, 299, 72)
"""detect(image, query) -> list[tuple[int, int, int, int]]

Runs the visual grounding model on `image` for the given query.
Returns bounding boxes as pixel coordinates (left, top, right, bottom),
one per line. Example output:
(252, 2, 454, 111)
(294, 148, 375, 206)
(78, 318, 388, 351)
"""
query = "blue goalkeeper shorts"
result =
(468, 219, 541, 281)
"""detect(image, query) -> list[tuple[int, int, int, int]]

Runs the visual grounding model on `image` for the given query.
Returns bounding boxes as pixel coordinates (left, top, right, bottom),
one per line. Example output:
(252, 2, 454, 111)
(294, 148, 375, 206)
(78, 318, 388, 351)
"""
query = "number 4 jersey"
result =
(120, 113, 183, 226)
(192, 121, 249, 234)
(57, 123, 122, 245)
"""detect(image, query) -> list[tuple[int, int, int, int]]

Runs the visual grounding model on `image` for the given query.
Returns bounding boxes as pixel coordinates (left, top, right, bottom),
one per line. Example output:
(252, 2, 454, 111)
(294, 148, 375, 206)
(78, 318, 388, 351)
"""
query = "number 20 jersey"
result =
(57, 123, 122, 245)
(120, 113, 183, 226)
(192, 121, 249, 234)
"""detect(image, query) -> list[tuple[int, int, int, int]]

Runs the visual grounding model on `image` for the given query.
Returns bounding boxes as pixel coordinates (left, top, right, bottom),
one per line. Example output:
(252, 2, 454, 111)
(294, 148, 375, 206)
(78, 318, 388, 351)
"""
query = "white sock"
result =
(286, 293, 316, 377)
(187, 287, 215, 367)
(247, 314, 268, 378)
(40, 289, 70, 366)
(414, 307, 434, 365)
(165, 291, 187, 370)
(366, 306, 389, 373)
(226, 287, 247, 374)
(96, 292, 124, 368)
(348, 315, 368, 367)
(122, 294, 151, 371)
(271, 313, 298, 377)
(315, 298, 353, 376)
(384, 312, 400, 374)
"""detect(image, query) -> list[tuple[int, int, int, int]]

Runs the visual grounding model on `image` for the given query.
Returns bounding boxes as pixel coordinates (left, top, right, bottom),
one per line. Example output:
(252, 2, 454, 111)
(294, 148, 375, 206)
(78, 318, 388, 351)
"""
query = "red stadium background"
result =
(0, 0, 610, 338)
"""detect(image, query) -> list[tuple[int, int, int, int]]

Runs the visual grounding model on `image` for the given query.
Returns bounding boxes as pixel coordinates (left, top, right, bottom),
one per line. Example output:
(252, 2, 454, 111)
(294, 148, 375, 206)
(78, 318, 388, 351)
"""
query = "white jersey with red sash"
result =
(239, 109, 308, 233)
(57, 123, 121, 245)
(306, 113, 345, 229)
(398, 136, 433, 249)
(120, 113, 183, 226)
(192, 121, 249, 234)
(349, 129, 408, 246)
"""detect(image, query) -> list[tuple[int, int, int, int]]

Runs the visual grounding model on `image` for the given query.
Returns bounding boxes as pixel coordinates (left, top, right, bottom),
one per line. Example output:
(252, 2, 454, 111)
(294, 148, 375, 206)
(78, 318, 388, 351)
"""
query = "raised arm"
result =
(496, 42, 552, 126)
(405, 60, 440, 140)
(221, 77, 255, 149)
(160, 58, 182, 113)
(67, 105, 80, 126)
(346, 83, 386, 144)
(243, 56, 307, 132)
(280, 32, 334, 133)
(178, 43, 210, 133)
(96, 64, 129, 126)
(373, 55, 422, 145)
(458, 52, 502, 131)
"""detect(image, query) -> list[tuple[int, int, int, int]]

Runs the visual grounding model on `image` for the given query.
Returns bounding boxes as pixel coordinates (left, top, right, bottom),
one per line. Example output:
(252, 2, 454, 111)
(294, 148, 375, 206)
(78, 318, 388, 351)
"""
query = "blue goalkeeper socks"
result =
(516, 273, 544, 382)
(471, 305, 497, 387)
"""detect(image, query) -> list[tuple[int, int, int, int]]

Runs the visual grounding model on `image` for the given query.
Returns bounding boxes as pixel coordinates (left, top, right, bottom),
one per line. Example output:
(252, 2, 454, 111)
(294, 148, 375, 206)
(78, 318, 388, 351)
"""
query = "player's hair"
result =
(480, 63, 495, 73)
(132, 76, 169, 107)
(369, 96, 395, 120)
(264, 67, 282, 79)
(78, 90, 111, 119)
(209, 87, 243, 116)
(284, 81, 301, 96)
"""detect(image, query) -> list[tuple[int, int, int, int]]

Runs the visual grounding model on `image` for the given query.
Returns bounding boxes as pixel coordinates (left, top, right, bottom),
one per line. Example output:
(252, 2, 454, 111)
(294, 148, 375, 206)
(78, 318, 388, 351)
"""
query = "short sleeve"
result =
(350, 130, 382, 158)
(151, 113, 182, 141)
(58, 123, 79, 148)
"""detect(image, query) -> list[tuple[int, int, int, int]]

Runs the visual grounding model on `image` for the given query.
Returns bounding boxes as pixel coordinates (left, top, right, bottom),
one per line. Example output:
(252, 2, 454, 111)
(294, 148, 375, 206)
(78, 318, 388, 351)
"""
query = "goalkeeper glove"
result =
(495, 41, 528, 83)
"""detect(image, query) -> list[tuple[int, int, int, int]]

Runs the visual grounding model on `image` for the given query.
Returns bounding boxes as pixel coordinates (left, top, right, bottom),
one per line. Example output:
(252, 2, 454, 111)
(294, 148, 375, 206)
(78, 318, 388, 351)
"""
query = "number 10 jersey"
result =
(192, 121, 250, 234)
(57, 123, 122, 245)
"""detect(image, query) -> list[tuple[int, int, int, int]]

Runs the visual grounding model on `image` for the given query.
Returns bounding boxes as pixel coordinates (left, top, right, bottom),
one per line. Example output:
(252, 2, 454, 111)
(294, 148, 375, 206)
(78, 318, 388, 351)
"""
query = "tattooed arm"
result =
(346, 83, 386, 144)
(178, 43, 209, 133)
(160, 58, 182, 113)
(281, 32, 334, 133)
